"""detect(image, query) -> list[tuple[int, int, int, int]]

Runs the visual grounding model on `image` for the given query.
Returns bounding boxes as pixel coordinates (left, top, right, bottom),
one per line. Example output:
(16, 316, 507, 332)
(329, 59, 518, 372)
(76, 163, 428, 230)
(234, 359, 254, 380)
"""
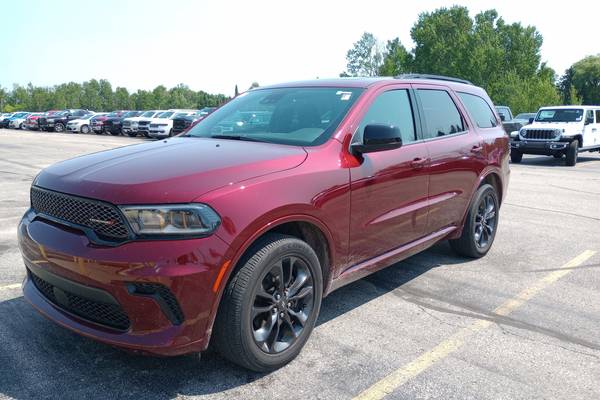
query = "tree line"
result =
(0, 80, 230, 112)
(342, 6, 600, 114)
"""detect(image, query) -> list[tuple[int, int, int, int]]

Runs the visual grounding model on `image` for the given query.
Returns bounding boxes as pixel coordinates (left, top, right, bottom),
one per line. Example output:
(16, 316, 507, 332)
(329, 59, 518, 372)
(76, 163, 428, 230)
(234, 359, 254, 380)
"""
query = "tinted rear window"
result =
(458, 92, 498, 128)
(417, 89, 465, 139)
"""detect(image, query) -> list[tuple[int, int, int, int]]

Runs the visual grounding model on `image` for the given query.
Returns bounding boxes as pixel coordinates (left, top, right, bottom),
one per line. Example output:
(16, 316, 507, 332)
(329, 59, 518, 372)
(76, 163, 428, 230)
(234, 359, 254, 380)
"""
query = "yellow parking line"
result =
(353, 250, 596, 400)
(0, 283, 21, 290)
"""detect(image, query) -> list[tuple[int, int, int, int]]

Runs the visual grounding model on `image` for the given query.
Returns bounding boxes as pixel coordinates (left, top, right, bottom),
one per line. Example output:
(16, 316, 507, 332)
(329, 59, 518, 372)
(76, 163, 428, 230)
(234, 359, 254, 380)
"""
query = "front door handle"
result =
(410, 157, 428, 169)
(592, 128, 597, 132)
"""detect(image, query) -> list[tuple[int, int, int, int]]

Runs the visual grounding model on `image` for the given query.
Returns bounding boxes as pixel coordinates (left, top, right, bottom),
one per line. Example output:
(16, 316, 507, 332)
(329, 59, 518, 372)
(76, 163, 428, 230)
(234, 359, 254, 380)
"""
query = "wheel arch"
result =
(204, 214, 335, 348)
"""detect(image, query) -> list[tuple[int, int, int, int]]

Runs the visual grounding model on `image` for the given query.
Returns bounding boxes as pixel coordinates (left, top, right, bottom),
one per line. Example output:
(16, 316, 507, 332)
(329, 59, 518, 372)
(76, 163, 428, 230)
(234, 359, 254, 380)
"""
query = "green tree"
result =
(342, 32, 383, 77)
(152, 85, 169, 109)
(114, 87, 131, 109)
(379, 38, 411, 76)
(570, 55, 600, 105)
(98, 79, 114, 111)
(81, 79, 102, 111)
(410, 6, 473, 78)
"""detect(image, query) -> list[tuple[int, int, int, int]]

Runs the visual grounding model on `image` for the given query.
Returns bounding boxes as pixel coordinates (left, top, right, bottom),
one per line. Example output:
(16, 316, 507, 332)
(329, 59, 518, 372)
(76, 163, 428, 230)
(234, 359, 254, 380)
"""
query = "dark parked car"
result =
(0, 113, 15, 128)
(102, 111, 143, 135)
(503, 112, 536, 136)
(172, 107, 217, 135)
(19, 75, 509, 371)
(38, 109, 92, 132)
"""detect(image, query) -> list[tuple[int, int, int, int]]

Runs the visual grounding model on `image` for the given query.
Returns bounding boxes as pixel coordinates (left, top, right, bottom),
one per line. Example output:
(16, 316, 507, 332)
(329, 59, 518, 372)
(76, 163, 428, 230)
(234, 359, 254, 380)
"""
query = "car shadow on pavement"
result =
(517, 154, 600, 167)
(0, 243, 467, 400)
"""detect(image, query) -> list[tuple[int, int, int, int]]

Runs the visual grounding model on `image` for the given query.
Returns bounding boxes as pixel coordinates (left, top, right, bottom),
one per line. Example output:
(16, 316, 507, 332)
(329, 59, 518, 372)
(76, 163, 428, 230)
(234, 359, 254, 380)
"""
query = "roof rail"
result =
(395, 74, 472, 85)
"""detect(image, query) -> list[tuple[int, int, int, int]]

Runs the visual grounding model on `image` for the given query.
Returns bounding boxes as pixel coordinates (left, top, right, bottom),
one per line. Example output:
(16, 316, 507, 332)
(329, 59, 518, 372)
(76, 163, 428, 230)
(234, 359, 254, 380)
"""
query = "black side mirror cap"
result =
(528, 117, 534, 124)
(351, 124, 403, 155)
(499, 115, 506, 122)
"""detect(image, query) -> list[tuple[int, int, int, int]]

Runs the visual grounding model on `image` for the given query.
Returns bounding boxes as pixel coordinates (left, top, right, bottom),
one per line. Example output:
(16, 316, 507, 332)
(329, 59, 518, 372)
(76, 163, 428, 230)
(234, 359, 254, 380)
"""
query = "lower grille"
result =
(522, 129, 559, 140)
(30, 186, 129, 241)
(29, 269, 130, 331)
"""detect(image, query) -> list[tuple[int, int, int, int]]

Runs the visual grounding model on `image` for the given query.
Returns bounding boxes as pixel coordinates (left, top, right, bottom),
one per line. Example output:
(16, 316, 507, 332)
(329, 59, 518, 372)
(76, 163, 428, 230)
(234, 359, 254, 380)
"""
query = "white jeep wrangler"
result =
(511, 106, 600, 166)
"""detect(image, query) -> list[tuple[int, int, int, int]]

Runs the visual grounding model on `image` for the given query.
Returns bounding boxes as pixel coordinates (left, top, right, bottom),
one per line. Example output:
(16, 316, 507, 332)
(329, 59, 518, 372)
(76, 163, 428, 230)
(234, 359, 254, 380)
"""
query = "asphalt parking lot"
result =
(1, 129, 599, 400)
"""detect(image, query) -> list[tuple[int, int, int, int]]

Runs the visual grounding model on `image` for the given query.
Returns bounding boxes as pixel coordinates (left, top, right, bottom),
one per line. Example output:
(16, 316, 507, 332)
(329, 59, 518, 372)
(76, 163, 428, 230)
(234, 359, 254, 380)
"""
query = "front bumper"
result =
(18, 209, 230, 356)
(510, 139, 570, 155)
(148, 129, 170, 138)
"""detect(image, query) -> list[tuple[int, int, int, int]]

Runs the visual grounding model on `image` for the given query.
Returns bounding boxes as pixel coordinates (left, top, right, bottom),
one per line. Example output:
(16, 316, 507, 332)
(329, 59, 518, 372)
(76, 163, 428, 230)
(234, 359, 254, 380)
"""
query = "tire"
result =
(19, 122, 24, 130)
(126, 131, 137, 137)
(80, 125, 90, 134)
(109, 129, 120, 136)
(510, 150, 523, 163)
(565, 141, 578, 166)
(450, 184, 499, 258)
(168, 128, 173, 137)
(54, 123, 65, 133)
(213, 233, 323, 372)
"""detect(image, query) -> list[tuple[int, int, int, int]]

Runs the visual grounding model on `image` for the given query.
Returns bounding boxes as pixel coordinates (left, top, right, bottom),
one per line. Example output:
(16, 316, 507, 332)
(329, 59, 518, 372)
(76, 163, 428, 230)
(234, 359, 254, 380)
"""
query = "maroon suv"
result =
(18, 75, 509, 371)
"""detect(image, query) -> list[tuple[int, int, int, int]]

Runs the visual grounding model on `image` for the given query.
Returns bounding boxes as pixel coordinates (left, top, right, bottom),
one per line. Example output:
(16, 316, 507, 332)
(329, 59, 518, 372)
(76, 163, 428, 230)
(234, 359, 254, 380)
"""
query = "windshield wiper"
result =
(210, 134, 266, 143)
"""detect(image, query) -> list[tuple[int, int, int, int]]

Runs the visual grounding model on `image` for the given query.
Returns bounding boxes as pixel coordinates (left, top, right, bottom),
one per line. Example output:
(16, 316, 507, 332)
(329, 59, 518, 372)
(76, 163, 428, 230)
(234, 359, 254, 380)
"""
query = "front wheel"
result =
(54, 123, 65, 133)
(213, 233, 323, 371)
(510, 150, 523, 163)
(565, 141, 578, 166)
(450, 184, 499, 258)
(80, 124, 90, 134)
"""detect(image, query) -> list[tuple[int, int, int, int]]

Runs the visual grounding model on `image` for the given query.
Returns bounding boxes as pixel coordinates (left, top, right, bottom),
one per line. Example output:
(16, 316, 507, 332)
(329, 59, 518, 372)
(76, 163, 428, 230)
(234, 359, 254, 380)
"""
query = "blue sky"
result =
(1, 0, 598, 96)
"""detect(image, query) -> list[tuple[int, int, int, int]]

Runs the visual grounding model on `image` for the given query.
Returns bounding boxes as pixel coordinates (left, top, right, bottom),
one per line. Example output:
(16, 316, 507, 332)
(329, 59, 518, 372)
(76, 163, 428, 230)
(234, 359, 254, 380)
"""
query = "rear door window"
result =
(417, 89, 465, 139)
(457, 92, 497, 128)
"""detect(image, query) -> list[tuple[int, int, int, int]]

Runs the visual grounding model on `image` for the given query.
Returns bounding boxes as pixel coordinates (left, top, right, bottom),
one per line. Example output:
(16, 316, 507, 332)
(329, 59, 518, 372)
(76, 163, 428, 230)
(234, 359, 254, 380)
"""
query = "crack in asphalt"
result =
(367, 277, 600, 353)
(504, 202, 600, 222)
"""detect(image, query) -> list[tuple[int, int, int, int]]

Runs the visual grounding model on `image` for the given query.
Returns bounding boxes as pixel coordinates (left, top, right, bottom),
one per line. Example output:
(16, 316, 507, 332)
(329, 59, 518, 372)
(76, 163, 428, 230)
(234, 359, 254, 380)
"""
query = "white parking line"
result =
(0, 283, 21, 290)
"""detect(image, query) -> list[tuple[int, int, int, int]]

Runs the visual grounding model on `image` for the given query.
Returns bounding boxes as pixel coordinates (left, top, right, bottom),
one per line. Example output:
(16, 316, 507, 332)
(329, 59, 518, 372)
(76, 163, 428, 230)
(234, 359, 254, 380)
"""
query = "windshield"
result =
(184, 87, 364, 146)
(13, 112, 28, 118)
(141, 111, 156, 117)
(173, 112, 191, 118)
(123, 111, 140, 118)
(535, 109, 583, 123)
(107, 112, 121, 117)
(157, 111, 174, 119)
(515, 113, 535, 120)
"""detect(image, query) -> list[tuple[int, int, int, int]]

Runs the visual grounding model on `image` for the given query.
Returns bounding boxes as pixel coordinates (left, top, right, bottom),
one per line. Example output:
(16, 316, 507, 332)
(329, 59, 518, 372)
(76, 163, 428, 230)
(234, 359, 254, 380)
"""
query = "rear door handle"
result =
(471, 145, 484, 153)
(592, 128, 597, 132)
(410, 157, 428, 169)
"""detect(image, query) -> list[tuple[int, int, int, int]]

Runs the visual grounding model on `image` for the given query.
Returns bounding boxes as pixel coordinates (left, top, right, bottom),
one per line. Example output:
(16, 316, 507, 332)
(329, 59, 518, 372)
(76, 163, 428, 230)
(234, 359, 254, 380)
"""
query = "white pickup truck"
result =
(511, 106, 600, 166)
(147, 109, 198, 139)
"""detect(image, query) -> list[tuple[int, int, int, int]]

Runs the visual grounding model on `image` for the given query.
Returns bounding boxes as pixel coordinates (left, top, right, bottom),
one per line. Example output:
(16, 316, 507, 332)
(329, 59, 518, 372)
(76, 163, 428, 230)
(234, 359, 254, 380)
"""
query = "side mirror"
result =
(528, 117, 534, 124)
(351, 124, 403, 155)
(585, 118, 593, 125)
(499, 114, 506, 122)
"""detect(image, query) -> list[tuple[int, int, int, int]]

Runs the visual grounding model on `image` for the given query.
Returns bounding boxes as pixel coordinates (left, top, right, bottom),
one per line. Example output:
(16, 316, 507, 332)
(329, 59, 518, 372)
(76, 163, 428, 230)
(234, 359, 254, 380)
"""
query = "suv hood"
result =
(524, 122, 582, 131)
(35, 137, 308, 204)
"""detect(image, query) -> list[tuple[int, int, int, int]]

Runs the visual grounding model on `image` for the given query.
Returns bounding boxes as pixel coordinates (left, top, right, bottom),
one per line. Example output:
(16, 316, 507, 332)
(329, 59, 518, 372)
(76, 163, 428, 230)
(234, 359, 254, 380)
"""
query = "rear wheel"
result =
(450, 184, 499, 258)
(213, 233, 323, 371)
(565, 141, 578, 166)
(126, 131, 137, 137)
(510, 150, 523, 163)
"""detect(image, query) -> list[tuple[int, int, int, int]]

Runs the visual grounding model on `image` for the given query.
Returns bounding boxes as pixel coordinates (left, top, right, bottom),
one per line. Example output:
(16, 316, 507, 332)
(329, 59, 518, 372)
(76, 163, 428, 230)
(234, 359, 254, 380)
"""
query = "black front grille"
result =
(30, 186, 129, 240)
(522, 129, 559, 140)
(172, 118, 191, 134)
(138, 121, 149, 126)
(29, 269, 130, 331)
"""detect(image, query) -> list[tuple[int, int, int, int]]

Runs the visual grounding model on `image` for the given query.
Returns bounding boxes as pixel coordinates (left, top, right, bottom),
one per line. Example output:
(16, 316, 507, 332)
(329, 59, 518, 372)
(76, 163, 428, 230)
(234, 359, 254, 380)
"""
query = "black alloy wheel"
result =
(251, 255, 315, 354)
(450, 183, 499, 258)
(213, 233, 323, 371)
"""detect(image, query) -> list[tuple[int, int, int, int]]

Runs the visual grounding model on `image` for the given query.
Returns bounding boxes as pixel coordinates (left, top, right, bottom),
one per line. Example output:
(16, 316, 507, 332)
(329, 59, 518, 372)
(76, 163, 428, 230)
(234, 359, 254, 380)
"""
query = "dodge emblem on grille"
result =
(89, 218, 116, 226)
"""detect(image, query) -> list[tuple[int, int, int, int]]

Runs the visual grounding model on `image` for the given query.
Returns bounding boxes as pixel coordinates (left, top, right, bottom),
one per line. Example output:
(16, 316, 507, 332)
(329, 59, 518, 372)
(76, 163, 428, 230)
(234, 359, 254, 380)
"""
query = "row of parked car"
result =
(0, 107, 216, 138)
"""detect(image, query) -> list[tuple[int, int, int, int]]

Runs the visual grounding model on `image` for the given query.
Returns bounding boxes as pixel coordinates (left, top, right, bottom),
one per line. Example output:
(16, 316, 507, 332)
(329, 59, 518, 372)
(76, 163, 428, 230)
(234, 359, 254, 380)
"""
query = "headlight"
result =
(47, 119, 54, 123)
(121, 204, 220, 236)
(510, 131, 518, 138)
